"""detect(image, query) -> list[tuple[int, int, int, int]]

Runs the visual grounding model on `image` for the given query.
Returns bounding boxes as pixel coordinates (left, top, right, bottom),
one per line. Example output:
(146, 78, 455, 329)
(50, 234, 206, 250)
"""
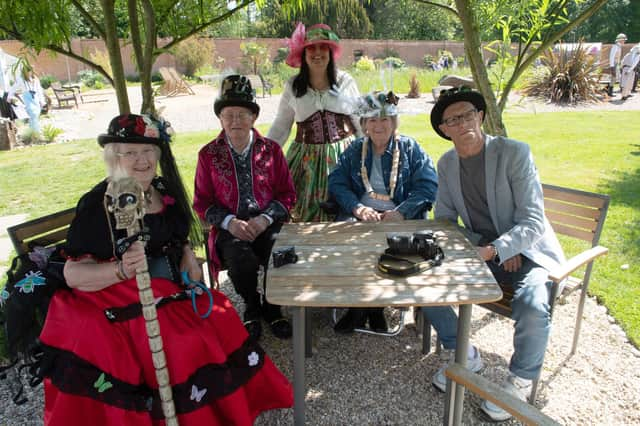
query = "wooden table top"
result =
(266, 220, 501, 307)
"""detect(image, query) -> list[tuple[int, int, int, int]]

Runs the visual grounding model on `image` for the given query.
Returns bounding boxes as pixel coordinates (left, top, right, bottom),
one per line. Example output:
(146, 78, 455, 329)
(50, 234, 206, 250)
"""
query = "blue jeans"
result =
(422, 256, 552, 380)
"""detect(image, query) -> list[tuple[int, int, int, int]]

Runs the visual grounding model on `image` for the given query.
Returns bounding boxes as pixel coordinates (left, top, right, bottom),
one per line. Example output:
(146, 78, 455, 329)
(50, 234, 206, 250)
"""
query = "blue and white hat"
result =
(354, 91, 399, 118)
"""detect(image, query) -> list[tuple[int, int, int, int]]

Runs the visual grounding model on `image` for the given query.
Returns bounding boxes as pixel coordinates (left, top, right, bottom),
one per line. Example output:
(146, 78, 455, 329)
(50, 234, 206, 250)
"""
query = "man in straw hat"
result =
(610, 33, 627, 91)
(422, 86, 565, 421)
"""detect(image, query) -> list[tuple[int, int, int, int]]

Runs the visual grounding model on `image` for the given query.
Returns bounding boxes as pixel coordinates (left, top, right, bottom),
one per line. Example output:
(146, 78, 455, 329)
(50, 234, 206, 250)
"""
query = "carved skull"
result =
(105, 177, 145, 230)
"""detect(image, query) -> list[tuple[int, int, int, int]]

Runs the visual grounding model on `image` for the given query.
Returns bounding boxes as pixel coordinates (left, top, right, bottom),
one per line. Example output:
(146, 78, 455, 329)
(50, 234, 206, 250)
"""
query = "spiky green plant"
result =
(523, 42, 602, 104)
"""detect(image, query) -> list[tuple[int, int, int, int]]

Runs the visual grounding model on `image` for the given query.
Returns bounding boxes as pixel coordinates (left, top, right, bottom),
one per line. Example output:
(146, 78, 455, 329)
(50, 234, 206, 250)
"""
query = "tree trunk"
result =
(100, 0, 130, 114)
(455, 0, 506, 136)
(128, 0, 157, 115)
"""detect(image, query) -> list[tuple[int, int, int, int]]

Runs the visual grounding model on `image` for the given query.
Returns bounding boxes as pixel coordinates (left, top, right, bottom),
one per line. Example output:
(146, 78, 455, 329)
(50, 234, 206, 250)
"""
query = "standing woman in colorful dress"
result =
(268, 22, 362, 221)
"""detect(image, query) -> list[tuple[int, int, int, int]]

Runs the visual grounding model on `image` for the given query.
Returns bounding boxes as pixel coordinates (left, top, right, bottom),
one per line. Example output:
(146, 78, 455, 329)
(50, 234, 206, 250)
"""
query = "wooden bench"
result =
(445, 363, 561, 426)
(50, 83, 80, 108)
(7, 208, 213, 287)
(246, 74, 272, 97)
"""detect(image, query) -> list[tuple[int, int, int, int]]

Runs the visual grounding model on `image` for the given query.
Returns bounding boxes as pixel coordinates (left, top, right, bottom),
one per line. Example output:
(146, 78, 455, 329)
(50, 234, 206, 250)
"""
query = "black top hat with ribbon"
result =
(213, 74, 260, 117)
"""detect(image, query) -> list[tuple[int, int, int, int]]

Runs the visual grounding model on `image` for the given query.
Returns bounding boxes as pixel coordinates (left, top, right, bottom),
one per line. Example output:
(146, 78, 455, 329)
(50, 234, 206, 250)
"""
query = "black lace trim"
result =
(41, 337, 266, 418)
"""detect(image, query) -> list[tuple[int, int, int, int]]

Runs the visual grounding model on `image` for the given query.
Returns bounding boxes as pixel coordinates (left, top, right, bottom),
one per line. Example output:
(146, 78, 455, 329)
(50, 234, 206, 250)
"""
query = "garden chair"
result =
(156, 67, 179, 97)
(422, 183, 610, 404)
(167, 67, 195, 96)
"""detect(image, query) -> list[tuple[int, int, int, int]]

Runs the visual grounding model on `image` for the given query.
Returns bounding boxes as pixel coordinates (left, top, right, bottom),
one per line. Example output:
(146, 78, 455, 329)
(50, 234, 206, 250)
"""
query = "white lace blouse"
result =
(267, 70, 363, 146)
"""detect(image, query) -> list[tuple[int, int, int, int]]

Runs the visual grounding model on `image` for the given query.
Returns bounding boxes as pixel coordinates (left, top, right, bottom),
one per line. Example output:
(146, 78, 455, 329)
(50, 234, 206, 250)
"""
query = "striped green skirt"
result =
(286, 136, 354, 222)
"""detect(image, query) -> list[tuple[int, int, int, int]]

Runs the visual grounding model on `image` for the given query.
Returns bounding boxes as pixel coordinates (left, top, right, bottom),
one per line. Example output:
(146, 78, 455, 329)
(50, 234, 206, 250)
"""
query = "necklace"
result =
(360, 136, 400, 201)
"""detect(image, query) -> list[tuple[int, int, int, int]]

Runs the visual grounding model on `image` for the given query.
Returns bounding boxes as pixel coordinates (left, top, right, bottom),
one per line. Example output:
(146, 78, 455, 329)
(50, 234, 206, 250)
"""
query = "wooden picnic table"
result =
(266, 219, 502, 425)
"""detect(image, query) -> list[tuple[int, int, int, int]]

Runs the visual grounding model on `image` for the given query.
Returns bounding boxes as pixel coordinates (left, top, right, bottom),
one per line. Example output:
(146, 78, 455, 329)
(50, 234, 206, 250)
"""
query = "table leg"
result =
(305, 307, 312, 358)
(443, 304, 472, 425)
(292, 307, 306, 426)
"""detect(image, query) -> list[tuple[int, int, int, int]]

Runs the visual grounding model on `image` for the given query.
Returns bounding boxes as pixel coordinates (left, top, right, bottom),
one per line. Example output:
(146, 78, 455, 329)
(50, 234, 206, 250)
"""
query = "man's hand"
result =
(228, 218, 258, 241)
(502, 254, 522, 273)
(477, 245, 495, 262)
(353, 206, 381, 222)
(247, 215, 269, 237)
(380, 210, 404, 222)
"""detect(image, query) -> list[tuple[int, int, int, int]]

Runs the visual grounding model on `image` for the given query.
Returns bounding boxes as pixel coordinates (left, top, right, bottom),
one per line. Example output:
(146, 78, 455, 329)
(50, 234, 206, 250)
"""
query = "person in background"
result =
(328, 91, 438, 333)
(423, 87, 565, 421)
(8, 62, 46, 133)
(39, 113, 293, 425)
(620, 44, 640, 100)
(609, 33, 627, 92)
(268, 22, 362, 222)
(194, 75, 297, 342)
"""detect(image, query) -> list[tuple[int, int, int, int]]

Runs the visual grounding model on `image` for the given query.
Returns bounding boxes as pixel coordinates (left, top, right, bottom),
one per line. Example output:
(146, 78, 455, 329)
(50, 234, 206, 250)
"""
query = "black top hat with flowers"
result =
(213, 75, 260, 117)
(97, 113, 202, 246)
(430, 86, 486, 140)
(98, 114, 173, 147)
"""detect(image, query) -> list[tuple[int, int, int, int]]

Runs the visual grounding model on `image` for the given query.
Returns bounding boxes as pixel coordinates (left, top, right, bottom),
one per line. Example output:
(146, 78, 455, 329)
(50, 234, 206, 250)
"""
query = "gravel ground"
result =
(2, 272, 640, 425)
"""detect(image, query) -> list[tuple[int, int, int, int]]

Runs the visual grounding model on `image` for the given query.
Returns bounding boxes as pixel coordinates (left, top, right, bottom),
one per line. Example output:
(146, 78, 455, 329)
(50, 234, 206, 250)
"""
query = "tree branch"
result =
(44, 44, 114, 86)
(71, 0, 106, 39)
(414, 0, 459, 19)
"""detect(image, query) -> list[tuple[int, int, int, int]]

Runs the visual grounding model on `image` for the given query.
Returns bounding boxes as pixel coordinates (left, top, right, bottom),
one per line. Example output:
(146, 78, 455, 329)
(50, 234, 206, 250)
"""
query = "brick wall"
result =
(0, 38, 624, 82)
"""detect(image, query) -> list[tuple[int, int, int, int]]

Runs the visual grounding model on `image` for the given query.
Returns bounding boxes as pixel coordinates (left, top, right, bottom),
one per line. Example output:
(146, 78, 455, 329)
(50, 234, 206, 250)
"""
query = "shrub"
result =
(355, 56, 376, 72)
(423, 54, 435, 68)
(39, 75, 56, 90)
(407, 73, 420, 98)
(173, 37, 214, 77)
(89, 49, 112, 79)
(41, 124, 64, 143)
(77, 69, 106, 88)
(523, 42, 602, 104)
(17, 126, 40, 145)
(382, 57, 405, 69)
(240, 41, 272, 75)
(274, 47, 289, 64)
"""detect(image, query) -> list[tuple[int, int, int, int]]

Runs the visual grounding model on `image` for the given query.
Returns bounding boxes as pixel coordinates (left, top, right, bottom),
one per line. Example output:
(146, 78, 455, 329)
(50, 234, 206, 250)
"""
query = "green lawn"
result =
(1, 111, 638, 350)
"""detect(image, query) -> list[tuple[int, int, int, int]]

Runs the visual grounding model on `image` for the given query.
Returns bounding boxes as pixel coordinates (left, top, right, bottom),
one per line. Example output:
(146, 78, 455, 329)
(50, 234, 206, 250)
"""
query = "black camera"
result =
(386, 230, 439, 259)
(272, 246, 298, 268)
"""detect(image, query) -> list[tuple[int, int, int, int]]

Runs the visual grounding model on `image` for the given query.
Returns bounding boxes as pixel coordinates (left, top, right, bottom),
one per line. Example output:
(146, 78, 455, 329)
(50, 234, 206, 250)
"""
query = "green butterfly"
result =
(94, 373, 113, 393)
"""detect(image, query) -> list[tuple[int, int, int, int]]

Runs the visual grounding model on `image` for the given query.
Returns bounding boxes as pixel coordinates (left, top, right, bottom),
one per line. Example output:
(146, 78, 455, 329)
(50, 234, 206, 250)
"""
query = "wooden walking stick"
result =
(105, 177, 179, 426)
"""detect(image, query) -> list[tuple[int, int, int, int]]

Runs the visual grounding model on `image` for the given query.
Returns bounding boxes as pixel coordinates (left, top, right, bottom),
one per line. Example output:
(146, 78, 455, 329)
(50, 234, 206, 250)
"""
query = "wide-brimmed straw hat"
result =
(430, 86, 486, 140)
(616, 33, 628, 42)
(213, 74, 260, 117)
(285, 22, 342, 68)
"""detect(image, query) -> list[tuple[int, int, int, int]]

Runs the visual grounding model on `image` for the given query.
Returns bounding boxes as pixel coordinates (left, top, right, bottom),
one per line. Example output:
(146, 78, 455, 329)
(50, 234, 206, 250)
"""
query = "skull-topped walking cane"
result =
(105, 177, 179, 426)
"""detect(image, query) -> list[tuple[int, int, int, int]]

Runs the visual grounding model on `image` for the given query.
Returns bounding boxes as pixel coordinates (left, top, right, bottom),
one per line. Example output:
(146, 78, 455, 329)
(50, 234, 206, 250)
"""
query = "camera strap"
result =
(377, 247, 445, 276)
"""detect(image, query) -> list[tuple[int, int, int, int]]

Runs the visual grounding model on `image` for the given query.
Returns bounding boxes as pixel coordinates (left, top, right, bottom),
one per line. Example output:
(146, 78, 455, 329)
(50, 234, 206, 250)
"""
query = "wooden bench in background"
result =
(50, 83, 80, 109)
(246, 74, 273, 97)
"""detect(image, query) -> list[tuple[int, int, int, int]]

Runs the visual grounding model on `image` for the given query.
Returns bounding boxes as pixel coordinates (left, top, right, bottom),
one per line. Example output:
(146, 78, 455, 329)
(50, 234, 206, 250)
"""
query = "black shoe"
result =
(334, 308, 367, 334)
(262, 301, 292, 339)
(268, 318, 293, 339)
(367, 308, 388, 333)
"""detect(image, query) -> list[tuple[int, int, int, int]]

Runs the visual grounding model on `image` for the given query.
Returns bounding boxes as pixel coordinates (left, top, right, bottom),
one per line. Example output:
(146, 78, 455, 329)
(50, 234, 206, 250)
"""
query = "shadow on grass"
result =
(597, 163, 640, 259)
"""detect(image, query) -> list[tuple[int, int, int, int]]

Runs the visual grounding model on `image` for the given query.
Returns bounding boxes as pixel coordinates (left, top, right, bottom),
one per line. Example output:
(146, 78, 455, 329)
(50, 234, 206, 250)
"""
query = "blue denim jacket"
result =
(328, 135, 438, 219)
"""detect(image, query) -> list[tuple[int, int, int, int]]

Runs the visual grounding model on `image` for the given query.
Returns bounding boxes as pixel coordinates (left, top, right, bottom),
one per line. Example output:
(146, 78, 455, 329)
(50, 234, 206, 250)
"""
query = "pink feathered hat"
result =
(285, 22, 342, 68)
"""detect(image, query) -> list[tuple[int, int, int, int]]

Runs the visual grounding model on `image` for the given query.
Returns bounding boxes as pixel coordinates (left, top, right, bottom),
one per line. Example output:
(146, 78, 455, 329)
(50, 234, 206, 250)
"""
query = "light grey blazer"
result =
(434, 134, 565, 272)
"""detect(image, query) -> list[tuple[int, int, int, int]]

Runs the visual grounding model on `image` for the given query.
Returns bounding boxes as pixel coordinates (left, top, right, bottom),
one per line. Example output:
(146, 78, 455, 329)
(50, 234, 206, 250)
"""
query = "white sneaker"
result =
(432, 345, 483, 392)
(480, 373, 532, 421)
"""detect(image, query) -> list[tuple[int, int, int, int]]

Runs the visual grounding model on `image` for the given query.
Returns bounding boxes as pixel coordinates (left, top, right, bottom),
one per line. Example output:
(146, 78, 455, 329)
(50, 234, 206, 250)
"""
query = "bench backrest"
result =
(7, 208, 76, 256)
(541, 183, 609, 247)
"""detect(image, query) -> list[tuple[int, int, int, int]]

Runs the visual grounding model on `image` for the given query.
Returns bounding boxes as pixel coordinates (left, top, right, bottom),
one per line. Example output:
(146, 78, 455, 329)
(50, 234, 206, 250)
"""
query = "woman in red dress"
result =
(39, 114, 293, 425)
